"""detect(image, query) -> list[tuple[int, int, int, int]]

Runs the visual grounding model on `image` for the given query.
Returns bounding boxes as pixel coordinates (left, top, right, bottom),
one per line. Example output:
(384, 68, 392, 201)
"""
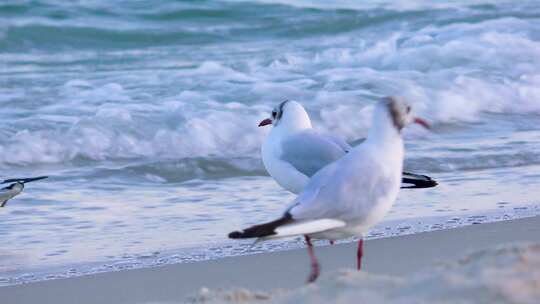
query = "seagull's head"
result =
(259, 100, 312, 130)
(381, 96, 430, 131)
(5, 182, 24, 191)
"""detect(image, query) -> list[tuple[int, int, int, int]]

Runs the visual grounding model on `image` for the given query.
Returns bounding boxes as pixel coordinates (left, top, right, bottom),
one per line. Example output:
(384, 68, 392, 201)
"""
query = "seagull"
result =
(259, 99, 436, 194)
(0, 176, 48, 208)
(230, 97, 430, 282)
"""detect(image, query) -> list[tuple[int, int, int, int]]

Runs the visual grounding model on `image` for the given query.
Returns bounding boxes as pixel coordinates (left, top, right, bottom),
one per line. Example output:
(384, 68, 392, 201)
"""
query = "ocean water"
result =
(2, 0, 540, 285)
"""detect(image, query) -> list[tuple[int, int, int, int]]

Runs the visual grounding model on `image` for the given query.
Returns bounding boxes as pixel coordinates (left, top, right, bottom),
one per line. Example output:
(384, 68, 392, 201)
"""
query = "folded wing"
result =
(280, 130, 348, 178)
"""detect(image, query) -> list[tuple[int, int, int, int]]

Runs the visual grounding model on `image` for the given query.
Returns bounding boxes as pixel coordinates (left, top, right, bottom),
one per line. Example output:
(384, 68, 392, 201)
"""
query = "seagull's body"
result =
(230, 97, 430, 282)
(281, 124, 403, 241)
(259, 100, 436, 194)
(0, 183, 24, 208)
(0, 176, 48, 208)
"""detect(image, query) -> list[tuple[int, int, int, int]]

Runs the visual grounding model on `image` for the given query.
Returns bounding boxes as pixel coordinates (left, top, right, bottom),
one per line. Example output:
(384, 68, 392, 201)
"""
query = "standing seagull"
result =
(230, 97, 430, 282)
(259, 99, 436, 194)
(0, 176, 48, 208)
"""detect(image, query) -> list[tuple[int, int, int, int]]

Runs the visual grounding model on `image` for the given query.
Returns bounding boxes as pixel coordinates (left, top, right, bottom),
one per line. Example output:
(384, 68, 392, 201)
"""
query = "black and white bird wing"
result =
(281, 131, 437, 189)
(1, 176, 48, 184)
(269, 162, 350, 238)
(346, 141, 437, 189)
(229, 149, 380, 240)
(228, 161, 346, 240)
(0, 185, 21, 208)
(280, 130, 348, 178)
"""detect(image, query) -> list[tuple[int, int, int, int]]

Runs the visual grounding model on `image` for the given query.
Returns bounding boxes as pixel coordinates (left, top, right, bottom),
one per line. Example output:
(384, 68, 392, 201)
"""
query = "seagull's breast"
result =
(262, 130, 309, 194)
(352, 150, 402, 229)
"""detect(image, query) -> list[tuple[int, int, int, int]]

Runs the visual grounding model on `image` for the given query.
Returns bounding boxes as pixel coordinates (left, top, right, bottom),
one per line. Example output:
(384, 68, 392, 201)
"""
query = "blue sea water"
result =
(1, 0, 540, 285)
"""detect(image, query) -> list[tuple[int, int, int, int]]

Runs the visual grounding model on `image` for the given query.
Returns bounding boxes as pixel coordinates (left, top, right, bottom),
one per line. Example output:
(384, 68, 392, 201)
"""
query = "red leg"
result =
(357, 239, 364, 271)
(304, 235, 320, 283)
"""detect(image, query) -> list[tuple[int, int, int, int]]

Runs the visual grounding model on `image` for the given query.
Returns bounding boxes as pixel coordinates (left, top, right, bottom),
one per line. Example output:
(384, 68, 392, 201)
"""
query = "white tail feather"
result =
(262, 219, 346, 239)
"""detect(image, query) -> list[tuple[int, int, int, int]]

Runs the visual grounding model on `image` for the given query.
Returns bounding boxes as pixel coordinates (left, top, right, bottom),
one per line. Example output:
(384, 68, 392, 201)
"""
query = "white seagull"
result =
(259, 99, 436, 194)
(230, 97, 430, 282)
(0, 176, 48, 208)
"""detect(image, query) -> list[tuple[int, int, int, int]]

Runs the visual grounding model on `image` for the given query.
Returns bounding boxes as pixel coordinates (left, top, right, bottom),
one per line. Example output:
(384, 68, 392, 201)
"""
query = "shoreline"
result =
(2, 215, 540, 303)
(3, 205, 538, 287)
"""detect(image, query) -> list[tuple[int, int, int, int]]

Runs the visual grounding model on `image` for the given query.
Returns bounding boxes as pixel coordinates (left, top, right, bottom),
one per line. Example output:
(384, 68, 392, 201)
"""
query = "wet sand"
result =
(2, 216, 540, 304)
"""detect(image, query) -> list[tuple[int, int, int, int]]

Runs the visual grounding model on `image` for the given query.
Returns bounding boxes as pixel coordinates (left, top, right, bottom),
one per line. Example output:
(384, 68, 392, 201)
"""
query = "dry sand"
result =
(195, 243, 540, 304)
(2, 216, 540, 304)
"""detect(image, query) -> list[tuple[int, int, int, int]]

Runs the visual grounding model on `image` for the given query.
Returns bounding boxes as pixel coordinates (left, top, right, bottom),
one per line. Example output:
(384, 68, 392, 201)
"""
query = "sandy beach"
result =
(2, 216, 540, 304)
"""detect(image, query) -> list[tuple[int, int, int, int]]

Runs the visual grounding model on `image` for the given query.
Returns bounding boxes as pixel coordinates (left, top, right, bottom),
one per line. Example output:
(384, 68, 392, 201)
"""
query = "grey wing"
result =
(320, 132, 352, 152)
(280, 130, 348, 178)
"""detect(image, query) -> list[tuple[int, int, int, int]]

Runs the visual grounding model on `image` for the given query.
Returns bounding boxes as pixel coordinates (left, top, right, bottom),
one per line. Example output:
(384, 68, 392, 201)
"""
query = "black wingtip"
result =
(401, 177, 438, 189)
(228, 231, 244, 239)
(228, 213, 293, 240)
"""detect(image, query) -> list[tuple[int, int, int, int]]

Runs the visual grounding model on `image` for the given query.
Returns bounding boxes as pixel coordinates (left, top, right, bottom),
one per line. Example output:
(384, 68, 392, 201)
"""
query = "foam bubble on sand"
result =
(188, 243, 540, 304)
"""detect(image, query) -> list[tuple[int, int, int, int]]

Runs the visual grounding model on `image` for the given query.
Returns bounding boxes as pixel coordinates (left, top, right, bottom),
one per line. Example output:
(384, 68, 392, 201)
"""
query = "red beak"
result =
(258, 118, 272, 127)
(414, 117, 431, 129)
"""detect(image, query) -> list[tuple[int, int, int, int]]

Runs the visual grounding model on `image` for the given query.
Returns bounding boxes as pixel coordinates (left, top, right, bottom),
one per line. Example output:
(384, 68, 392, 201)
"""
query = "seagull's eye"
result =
(272, 111, 277, 118)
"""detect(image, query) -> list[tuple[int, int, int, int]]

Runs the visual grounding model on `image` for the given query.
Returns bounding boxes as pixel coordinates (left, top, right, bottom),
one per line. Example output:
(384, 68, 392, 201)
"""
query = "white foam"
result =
(229, 0, 491, 11)
(0, 81, 271, 166)
(2, 5, 540, 166)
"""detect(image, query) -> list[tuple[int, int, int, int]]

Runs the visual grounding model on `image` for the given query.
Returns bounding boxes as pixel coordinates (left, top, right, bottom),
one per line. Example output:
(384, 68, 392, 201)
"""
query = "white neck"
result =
(365, 103, 402, 147)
